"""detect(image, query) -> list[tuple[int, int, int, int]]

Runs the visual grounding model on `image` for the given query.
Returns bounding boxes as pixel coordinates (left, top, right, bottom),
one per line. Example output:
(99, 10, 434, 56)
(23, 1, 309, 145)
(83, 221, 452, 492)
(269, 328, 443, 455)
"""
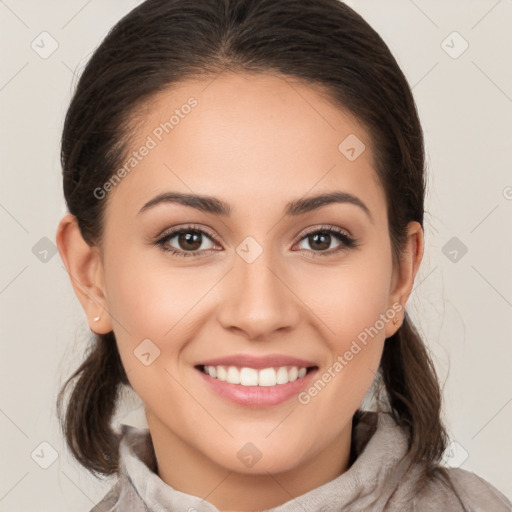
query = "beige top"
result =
(91, 411, 511, 511)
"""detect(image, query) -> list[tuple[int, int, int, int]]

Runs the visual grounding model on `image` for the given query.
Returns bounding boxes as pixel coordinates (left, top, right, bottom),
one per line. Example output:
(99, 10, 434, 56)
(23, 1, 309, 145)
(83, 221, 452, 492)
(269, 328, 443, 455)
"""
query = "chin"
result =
(208, 438, 308, 476)
(223, 455, 302, 476)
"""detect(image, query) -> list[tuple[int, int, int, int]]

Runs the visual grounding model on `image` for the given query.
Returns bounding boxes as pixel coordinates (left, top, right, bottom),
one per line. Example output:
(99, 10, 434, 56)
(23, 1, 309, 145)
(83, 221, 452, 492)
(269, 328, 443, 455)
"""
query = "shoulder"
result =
(409, 466, 512, 512)
(88, 477, 145, 512)
(354, 412, 511, 511)
(89, 480, 121, 512)
(447, 467, 511, 511)
(88, 424, 157, 511)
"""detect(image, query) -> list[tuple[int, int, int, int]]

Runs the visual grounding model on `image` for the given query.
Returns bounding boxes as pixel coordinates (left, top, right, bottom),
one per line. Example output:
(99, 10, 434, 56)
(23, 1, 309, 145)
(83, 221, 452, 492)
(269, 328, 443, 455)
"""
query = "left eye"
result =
(294, 227, 357, 255)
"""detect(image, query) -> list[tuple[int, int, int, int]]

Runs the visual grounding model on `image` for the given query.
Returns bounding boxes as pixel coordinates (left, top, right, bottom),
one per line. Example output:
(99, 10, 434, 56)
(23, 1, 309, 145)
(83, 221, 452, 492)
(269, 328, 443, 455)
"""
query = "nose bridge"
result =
(216, 240, 299, 339)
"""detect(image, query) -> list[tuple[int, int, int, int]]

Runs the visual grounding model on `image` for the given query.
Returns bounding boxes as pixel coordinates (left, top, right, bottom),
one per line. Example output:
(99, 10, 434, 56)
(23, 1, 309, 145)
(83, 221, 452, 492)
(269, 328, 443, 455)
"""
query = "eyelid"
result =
(296, 223, 353, 241)
(293, 224, 358, 256)
(154, 223, 358, 257)
(154, 224, 221, 258)
(156, 223, 218, 242)
(156, 223, 353, 244)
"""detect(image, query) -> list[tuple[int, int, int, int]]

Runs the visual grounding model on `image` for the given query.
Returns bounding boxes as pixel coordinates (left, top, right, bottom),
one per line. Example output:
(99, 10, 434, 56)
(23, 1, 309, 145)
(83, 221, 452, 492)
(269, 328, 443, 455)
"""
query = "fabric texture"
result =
(91, 411, 511, 511)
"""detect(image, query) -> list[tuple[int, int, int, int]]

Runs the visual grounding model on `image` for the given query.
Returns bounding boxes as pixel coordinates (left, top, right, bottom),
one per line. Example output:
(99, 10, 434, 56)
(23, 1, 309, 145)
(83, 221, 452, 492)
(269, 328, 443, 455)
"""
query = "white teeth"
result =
(226, 366, 240, 384)
(240, 367, 258, 386)
(202, 365, 310, 386)
(259, 368, 276, 387)
(217, 366, 227, 381)
(276, 367, 289, 384)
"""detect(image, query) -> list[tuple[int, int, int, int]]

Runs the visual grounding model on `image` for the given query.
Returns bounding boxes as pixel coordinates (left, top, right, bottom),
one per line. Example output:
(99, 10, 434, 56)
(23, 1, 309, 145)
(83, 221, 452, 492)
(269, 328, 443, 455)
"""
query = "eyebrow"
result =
(137, 190, 373, 223)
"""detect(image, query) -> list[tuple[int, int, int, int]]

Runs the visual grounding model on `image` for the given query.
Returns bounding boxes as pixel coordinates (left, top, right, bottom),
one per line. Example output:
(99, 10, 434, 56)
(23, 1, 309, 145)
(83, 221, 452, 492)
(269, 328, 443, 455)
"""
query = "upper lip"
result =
(195, 354, 318, 370)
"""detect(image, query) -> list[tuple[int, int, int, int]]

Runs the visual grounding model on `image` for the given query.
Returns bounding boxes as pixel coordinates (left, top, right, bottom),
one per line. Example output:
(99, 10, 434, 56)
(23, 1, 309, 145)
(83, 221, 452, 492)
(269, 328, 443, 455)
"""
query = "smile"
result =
(200, 365, 310, 386)
(194, 358, 319, 407)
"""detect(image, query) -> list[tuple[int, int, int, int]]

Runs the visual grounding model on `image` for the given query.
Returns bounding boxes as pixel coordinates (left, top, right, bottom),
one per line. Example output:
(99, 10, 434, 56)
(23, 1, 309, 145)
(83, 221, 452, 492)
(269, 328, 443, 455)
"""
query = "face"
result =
(72, 71, 415, 476)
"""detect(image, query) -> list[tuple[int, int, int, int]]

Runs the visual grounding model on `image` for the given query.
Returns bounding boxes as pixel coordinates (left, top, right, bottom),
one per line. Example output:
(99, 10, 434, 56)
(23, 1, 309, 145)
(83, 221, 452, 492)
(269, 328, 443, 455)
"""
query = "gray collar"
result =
(108, 411, 413, 511)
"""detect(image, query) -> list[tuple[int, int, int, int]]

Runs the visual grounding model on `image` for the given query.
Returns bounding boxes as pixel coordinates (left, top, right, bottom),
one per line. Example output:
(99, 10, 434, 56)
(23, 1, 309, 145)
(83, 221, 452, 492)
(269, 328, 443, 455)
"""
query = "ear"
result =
(384, 221, 424, 338)
(56, 213, 112, 334)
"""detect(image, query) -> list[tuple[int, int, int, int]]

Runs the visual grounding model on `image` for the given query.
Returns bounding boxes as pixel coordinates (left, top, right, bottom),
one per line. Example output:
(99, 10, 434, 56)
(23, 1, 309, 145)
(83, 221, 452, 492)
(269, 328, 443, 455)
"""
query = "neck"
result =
(146, 411, 353, 512)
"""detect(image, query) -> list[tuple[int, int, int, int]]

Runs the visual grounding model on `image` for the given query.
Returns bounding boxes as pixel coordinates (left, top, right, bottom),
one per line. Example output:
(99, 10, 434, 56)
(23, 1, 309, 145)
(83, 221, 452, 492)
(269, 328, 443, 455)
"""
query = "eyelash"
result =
(154, 224, 359, 259)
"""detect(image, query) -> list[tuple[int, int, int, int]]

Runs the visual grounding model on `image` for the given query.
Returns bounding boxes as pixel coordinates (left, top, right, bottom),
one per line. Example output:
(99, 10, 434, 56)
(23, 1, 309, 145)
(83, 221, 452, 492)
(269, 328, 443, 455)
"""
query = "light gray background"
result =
(1, 0, 511, 510)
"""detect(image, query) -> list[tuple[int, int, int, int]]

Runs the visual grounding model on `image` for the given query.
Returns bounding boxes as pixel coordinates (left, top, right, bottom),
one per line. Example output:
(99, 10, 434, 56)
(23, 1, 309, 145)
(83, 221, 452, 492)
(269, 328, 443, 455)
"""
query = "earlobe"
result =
(385, 221, 424, 338)
(55, 213, 113, 334)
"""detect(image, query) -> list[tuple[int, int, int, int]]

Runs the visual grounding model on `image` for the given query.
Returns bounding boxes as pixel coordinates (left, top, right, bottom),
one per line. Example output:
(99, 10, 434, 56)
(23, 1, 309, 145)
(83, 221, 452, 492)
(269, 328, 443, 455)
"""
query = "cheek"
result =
(104, 260, 195, 416)
(298, 249, 393, 350)
(102, 247, 217, 391)
(104, 226, 392, 407)
(104, 242, 210, 340)
(293, 245, 392, 404)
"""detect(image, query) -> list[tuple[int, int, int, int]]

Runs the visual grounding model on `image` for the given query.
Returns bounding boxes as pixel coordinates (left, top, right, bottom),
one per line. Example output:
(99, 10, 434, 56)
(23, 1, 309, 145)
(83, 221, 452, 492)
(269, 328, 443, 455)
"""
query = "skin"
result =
(56, 71, 423, 512)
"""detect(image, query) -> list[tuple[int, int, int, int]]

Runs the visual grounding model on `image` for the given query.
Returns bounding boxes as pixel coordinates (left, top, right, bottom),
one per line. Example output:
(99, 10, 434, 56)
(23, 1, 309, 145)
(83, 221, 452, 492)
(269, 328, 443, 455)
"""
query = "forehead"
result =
(105, 71, 385, 222)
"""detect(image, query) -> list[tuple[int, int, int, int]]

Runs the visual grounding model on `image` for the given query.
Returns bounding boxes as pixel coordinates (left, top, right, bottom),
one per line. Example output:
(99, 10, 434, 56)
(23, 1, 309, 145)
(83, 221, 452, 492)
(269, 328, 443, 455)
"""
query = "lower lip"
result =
(195, 367, 318, 407)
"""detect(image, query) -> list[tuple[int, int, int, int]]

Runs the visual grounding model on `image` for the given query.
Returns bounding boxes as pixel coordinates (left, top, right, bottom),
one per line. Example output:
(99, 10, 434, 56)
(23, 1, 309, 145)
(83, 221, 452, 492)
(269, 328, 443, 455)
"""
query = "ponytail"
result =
(56, 331, 129, 476)
(381, 311, 448, 465)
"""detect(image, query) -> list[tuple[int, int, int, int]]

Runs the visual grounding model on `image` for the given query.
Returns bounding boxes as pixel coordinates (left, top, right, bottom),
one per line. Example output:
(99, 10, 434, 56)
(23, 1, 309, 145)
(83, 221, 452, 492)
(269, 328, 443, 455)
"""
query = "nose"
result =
(216, 249, 301, 340)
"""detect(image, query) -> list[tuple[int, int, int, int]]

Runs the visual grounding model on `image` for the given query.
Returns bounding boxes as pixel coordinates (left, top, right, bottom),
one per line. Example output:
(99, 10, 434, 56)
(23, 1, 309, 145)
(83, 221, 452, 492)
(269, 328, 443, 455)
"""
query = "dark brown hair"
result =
(57, 0, 464, 503)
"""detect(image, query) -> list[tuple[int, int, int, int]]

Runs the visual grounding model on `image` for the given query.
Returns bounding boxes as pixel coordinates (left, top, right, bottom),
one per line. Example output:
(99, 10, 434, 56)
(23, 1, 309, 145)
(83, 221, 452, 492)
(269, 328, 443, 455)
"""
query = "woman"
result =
(55, 0, 511, 510)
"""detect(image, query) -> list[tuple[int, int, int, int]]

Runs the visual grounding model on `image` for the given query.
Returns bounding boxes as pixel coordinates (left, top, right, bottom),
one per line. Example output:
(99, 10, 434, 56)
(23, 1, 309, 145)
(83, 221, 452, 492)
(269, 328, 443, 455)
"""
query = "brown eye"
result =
(295, 227, 357, 257)
(156, 226, 218, 257)
(307, 232, 332, 251)
(176, 231, 203, 251)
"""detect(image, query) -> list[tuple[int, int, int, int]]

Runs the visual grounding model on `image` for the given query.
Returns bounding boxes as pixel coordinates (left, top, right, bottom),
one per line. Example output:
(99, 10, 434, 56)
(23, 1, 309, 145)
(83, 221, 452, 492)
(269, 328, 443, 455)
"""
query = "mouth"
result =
(196, 364, 316, 386)
(193, 356, 319, 407)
